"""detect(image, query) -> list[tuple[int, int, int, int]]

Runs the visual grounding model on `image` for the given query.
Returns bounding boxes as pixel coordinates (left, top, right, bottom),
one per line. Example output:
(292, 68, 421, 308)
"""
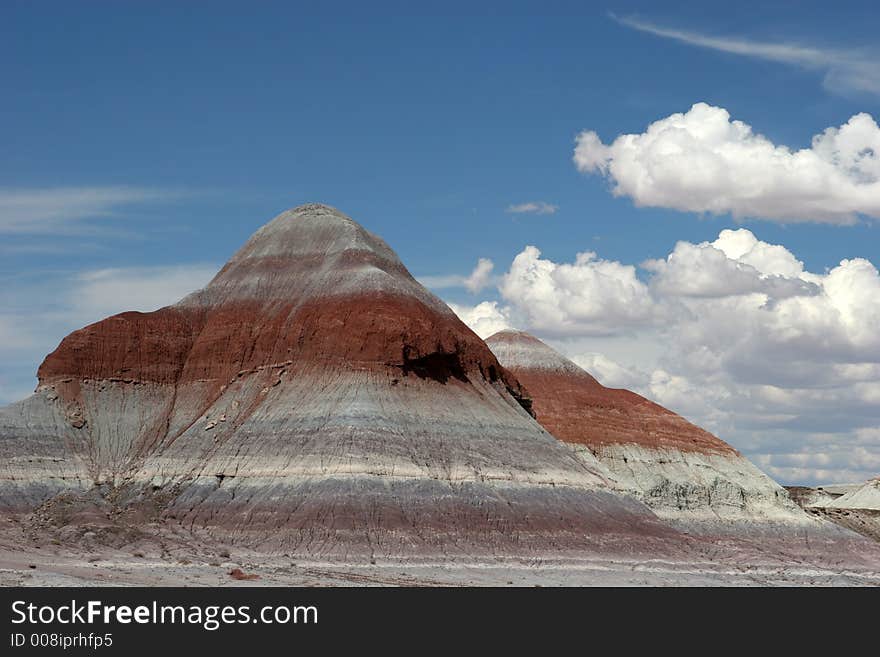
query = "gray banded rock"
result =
(1, 204, 682, 556)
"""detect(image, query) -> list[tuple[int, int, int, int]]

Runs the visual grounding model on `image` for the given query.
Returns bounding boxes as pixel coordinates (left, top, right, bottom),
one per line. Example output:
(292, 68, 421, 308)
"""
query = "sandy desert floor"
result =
(3, 536, 880, 587)
(4, 551, 880, 587)
(4, 509, 880, 587)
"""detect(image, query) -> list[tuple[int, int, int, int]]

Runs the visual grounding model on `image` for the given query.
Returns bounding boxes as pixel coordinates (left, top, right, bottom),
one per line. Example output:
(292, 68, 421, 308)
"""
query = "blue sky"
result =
(2, 1, 880, 484)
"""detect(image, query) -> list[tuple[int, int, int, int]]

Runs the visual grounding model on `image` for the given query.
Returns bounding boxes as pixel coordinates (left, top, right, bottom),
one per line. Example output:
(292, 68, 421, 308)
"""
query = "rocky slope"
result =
(787, 480, 880, 544)
(485, 330, 816, 532)
(1, 204, 679, 557)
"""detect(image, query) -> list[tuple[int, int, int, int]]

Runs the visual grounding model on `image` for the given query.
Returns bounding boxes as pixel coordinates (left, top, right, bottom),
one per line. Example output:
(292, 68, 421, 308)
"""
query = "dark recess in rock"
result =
(400, 348, 468, 383)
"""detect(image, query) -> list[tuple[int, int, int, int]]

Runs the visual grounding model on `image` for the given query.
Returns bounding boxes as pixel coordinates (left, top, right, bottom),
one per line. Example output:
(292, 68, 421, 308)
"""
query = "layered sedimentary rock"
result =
(485, 330, 811, 530)
(1, 204, 678, 555)
(0, 395, 92, 509)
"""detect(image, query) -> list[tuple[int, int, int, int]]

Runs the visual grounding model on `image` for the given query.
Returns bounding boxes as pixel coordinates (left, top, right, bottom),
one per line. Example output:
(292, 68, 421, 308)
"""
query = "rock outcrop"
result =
(1, 204, 679, 556)
(485, 330, 813, 532)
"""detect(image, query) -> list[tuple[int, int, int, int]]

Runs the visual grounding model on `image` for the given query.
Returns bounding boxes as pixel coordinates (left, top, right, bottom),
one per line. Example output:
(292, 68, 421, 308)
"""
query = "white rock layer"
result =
(581, 443, 811, 528)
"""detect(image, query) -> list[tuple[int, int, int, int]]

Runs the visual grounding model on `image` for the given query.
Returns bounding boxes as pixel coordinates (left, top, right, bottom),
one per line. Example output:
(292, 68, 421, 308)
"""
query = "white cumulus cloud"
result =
(574, 103, 880, 224)
(643, 229, 819, 299)
(448, 301, 512, 339)
(498, 245, 657, 335)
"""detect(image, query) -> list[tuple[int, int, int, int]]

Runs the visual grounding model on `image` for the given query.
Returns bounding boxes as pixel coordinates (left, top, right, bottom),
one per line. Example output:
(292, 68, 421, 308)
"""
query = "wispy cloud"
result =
(0, 186, 186, 234)
(611, 13, 880, 96)
(463, 258, 494, 293)
(0, 263, 217, 405)
(71, 265, 218, 319)
(0, 242, 106, 255)
(418, 258, 496, 293)
(506, 201, 558, 215)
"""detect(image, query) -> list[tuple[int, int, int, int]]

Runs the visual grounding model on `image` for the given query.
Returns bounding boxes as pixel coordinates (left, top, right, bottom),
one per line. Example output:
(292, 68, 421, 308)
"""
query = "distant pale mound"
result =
(486, 330, 814, 532)
(827, 479, 880, 511)
(0, 204, 679, 557)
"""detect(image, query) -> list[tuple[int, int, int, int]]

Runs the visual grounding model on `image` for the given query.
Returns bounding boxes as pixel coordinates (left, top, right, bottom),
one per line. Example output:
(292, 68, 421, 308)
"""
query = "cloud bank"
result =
(452, 229, 880, 485)
(574, 103, 880, 224)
